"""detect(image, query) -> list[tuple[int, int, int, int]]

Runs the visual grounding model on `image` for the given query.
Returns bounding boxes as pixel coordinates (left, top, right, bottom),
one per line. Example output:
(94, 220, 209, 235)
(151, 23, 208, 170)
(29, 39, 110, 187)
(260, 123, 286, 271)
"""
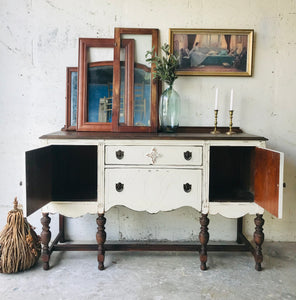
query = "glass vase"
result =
(159, 85, 181, 132)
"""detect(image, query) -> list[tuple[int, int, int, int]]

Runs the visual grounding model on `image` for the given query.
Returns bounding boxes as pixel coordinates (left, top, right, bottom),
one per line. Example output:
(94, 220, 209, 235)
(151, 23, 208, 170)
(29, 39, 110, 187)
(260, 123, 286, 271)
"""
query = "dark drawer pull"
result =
(116, 150, 124, 160)
(184, 151, 192, 161)
(115, 182, 124, 192)
(183, 183, 192, 193)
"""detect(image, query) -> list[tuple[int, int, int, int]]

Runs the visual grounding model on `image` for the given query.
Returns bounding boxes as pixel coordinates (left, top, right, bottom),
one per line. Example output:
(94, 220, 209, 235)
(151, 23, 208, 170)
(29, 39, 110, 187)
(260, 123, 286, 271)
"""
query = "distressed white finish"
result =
(209, 203, 264, 218)
(105, 145, 202, 166)
(42, 202, 97, 218)
(36, 137, 283, 220)
(105, 168, 202, 213)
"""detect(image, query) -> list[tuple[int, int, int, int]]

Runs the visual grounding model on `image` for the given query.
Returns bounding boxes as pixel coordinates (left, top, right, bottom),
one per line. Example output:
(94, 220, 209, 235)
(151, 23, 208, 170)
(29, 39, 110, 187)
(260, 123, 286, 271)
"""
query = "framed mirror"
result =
(112, 28, 159, 132)
(77, 38, 115, 131)
(63, 67, 78, 131)
(77, 38, 135, 132)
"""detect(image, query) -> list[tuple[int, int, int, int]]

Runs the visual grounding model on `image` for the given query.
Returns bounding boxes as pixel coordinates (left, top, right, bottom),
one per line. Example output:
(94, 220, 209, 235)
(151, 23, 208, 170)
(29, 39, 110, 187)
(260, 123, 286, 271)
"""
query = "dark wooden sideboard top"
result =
(40, 127, 267, 141)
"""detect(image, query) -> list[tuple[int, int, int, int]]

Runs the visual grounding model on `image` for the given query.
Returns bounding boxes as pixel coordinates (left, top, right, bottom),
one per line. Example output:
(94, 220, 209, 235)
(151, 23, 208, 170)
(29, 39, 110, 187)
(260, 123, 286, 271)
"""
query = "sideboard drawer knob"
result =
(115, 182, 124, 192)
(183, 183, 192, 193)
(116, 150, 124, 160)
(184, 151, 192, 161)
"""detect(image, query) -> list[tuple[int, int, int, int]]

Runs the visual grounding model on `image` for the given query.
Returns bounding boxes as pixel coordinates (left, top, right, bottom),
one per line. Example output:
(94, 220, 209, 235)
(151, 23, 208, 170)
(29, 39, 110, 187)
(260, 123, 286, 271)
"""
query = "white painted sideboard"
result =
(25, 128, 284, 271)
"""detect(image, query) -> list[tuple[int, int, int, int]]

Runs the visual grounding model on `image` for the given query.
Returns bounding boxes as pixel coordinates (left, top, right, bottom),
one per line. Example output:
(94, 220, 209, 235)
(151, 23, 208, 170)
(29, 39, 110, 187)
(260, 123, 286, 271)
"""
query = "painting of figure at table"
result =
(173, 32, 251, 75)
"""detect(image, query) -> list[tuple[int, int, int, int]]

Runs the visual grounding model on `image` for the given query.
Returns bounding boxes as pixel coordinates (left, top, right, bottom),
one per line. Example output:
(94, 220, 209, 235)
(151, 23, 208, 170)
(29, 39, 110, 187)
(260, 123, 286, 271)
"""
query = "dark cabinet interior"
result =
(209, 146, 255, 202)
(26, 145, 97, 216)
(51, 146, 97, 201)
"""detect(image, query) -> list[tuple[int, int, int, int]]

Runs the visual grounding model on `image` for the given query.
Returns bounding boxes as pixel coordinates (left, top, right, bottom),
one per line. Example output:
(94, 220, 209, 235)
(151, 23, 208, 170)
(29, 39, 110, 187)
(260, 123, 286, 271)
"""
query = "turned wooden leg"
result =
(96, 213, 106, 270)
(41, 213, 51, 270)
(199, 213, 210, 271)
(236, 217, 243, 244)
(59, 214, 65, 243)
(253, 214, 264, 271)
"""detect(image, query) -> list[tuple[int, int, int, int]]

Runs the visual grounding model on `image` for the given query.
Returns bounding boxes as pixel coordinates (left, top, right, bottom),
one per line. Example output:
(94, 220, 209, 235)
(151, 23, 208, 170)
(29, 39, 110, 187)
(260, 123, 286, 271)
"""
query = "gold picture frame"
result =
(169, 28, 254, 76)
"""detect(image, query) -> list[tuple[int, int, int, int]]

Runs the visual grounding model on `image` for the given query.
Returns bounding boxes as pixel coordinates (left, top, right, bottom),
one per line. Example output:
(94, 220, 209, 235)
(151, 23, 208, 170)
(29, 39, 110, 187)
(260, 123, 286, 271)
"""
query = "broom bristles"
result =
(0, 197, 41, 273)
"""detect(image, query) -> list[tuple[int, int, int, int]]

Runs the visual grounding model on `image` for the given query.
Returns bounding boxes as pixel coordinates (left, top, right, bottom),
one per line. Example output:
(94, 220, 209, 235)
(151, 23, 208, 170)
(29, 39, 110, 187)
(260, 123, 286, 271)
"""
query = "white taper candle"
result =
(230, 88, 234, 110)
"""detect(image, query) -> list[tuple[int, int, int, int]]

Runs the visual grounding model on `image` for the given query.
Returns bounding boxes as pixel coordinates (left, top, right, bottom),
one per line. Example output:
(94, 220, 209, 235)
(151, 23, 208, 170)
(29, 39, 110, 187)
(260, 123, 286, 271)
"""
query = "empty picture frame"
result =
(112, 28, 159, 132)
(64, 67, 78, 131)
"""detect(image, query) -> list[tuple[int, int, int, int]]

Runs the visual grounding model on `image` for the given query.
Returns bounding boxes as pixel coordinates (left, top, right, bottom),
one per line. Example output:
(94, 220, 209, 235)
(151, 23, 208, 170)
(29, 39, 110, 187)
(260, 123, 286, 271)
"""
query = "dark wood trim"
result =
(59, 214, 65, 243)
(45, 217, 257, 271)
(41, 213, 51, 270)
(199, 214, 209, 270)
(113, 27, 159, 133)
(77, 38, 115, 132)
(63, 67, 77, 131)
(26, 146, 53, 216)
(52, 243, 252, 252)
(236, 217, 243, 244)
(254, 148, 280, 217)
(253, 214, 264, 271)
(40, 128, 268, 141)
(122, 39, 135, 126)
(96, 214, 106, 270)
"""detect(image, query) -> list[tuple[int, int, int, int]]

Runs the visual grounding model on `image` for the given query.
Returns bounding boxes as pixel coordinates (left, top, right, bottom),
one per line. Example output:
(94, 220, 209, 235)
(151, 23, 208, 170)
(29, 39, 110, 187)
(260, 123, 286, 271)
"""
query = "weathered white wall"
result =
(0, 0, 295, 242)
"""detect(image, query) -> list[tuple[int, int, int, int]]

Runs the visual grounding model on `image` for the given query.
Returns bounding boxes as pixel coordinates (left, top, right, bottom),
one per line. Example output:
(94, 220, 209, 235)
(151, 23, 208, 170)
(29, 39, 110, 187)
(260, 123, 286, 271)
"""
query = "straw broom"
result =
(0, 197, 41, 273)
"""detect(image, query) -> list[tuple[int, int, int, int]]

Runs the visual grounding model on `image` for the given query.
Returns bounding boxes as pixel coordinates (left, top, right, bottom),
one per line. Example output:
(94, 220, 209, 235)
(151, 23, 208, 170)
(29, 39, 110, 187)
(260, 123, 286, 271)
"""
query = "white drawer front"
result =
(105, 168, 202, 212)
(105, 146, 202, 166)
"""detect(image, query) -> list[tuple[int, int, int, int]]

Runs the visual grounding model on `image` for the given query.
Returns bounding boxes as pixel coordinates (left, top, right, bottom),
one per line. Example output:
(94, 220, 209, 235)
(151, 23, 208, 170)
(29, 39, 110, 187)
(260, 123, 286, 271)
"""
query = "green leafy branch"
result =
(145, 43, 179, 87)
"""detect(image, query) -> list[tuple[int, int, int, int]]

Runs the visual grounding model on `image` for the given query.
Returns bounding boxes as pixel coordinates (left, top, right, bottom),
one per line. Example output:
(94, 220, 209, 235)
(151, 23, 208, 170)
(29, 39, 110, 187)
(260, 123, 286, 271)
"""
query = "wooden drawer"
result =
(104, 168, 202, 212)
(105, 145, 203, 166)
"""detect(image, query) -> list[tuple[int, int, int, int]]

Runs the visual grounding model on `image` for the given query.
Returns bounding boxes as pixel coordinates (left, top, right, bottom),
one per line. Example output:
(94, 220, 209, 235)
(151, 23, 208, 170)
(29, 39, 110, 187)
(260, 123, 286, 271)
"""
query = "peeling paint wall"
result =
(0, 0, 295, 242)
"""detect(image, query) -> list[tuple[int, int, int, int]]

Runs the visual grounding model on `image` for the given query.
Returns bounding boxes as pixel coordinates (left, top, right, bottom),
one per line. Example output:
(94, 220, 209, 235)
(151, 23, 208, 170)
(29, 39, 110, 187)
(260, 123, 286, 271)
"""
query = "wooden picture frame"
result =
(77, 38, 115, 131)
(63, 67, 78, 131)
(169, 28, 254, 76)
(113, 28, 159, 132)
(77, 38, 135, 132)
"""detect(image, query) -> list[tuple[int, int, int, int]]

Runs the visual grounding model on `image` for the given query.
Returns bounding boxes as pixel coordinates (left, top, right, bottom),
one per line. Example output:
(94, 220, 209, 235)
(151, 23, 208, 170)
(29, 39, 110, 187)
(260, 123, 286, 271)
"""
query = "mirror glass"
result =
(70, 70, 78, 126)
(119, 46, 126, 123)
(86, 48, 114, 123)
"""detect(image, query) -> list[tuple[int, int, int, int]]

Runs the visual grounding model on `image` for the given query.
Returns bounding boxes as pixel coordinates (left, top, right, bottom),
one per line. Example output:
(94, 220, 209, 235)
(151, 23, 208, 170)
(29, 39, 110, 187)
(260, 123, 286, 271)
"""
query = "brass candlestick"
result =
(210, 110, 220, 134)
(226, 110, 236, 135)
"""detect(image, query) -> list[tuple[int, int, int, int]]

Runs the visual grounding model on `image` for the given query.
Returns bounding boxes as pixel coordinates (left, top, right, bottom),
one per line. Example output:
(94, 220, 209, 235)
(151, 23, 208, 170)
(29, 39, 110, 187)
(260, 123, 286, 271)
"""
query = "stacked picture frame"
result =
(63, 27, 159, 133)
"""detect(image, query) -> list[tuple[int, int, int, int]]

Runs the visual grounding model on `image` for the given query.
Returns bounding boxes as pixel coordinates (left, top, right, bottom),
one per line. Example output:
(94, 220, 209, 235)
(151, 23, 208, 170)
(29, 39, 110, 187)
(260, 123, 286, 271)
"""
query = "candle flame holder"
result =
(210, 110, 221, 134)
(226, 110, 236, 135)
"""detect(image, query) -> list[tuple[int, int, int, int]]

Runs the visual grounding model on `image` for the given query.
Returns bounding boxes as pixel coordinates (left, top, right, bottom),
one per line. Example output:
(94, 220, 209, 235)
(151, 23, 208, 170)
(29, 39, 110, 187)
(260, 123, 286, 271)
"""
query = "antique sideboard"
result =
(25, 127, 283, 271)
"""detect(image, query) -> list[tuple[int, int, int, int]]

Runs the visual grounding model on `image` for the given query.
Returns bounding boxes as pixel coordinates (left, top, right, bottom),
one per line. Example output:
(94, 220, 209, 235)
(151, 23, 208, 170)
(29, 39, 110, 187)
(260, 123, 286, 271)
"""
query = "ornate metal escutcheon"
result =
(115, 182, 124, 192)
(183, 183, 192, 193)
(146, 147, 160, 164)
(184, 151, 192, 161)
(116, 150, 124, 160)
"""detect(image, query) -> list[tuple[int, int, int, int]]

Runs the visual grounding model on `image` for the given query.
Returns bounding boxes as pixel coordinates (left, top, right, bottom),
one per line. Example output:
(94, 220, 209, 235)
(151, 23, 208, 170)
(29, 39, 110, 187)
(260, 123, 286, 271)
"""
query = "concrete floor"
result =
(0, 242, 295, 300)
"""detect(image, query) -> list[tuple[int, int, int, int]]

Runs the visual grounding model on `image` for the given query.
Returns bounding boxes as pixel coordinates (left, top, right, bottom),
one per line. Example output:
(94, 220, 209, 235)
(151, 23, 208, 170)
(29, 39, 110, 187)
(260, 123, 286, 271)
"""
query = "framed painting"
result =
(169, 29, 254, 76)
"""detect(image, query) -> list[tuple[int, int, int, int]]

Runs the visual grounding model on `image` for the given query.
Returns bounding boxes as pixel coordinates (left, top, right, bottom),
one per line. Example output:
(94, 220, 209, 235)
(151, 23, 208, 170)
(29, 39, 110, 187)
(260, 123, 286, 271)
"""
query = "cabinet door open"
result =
(26, 146, 53, 216)
(26, 145, 98, 216)
(254, 148, 284, 218)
